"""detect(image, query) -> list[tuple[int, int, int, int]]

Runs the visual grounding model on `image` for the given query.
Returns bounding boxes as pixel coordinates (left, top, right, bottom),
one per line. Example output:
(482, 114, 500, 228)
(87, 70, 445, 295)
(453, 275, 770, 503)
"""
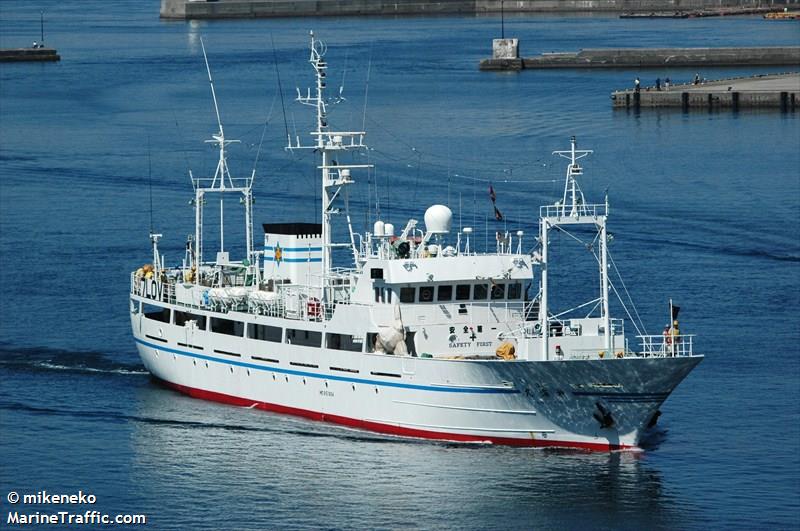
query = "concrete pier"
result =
(480, 47, 800, 71)
(0, 48, 60, 62)
(160, 0, 799, 19)
(611, 72, 800, 110)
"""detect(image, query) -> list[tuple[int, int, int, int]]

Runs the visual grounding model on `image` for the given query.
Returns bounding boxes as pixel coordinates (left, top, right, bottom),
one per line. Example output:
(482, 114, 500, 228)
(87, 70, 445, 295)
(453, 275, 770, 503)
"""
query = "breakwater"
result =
(480, 46, 800, 71)
(611, 72, 799, 110)
(0, 48, 60, 62)
(160, 0, 798, 19)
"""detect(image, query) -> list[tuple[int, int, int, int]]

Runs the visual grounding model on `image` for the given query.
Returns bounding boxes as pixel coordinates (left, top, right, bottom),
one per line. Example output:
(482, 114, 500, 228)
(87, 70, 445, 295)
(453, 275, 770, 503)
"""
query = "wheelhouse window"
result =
(174, 310, 207, 330)
(456, 284, 471, 300)
(211, 317, 244, 337)
(374, 287, 392, 303)
(491, 283, 505, 300)
(474, 284, 488, 300)
(326, 333, 363, 352)
(437, 285, 453, 301)
(399, 287, 416, 303)
(143, 303, 170, 323)
(286, 328, 322, 347)
(248, 323, 282, 343)
(508, 283, 522, 300)
(419, 286, 434, 303)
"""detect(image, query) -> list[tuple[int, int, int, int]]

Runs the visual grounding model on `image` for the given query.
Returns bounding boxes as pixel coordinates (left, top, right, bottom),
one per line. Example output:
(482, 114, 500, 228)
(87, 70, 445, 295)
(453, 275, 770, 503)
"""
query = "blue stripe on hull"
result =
(135, 338, 519, 394)
(263, 257, 322, 263)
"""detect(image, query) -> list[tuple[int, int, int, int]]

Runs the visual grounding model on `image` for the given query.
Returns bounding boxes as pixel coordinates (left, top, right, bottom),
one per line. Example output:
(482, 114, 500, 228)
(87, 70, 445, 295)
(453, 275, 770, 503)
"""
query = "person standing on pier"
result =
(656, 77, 661, 91)
(665, 77, 671, 90)
(693, 73, 700, 85)
(634, 77, 640, 92)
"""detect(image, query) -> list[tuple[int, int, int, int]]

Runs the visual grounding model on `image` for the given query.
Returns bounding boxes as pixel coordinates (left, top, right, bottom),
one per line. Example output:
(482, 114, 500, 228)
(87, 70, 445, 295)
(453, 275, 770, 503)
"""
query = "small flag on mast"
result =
(494, 205, 504, 221)
(489, 184, 503, 220)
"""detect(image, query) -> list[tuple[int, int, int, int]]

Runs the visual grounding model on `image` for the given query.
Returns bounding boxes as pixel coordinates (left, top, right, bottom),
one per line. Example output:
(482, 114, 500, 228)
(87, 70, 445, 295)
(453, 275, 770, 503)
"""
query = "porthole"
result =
(324, 381, 328, 388)
(352, 384, 356, 391)
(205, 361, 209, 368)
(285, 376, 289, 382)
(272, 373, 276, 381)
(374, 387, 379, 394)
(229, 366, 234, 374)
(193, 359, 197, 366)
(247, 369, 251, 376)
(302, 378, 307, 385)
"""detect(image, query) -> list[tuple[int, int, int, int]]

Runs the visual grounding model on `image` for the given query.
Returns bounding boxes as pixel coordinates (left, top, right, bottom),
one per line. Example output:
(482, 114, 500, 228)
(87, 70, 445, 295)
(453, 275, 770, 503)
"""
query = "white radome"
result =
(424, 204, 453, 234)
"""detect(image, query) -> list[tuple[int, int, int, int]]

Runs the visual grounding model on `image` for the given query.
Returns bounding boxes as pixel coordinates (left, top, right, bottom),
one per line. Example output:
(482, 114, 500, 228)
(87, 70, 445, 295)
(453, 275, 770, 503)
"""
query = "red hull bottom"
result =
(154, 377, 633, 452)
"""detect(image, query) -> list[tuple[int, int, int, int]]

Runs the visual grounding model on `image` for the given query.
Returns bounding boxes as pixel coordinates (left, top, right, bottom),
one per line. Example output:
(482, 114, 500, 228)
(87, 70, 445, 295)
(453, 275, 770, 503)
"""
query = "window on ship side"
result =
(455, 284, 471, 300)
(437, 285, 453, 301)
(400, 287, 416, 303)
(474, 284, 488, 301)
(491, 283, 505, 300)
(419, 286, 434, 303)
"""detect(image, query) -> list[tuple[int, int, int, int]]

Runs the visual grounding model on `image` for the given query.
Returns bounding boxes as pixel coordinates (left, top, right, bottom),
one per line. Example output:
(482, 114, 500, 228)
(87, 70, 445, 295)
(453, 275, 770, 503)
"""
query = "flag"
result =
(494, 205, 504, 221)
(489, 184, 496, 203)
(671, 305, 680, 320)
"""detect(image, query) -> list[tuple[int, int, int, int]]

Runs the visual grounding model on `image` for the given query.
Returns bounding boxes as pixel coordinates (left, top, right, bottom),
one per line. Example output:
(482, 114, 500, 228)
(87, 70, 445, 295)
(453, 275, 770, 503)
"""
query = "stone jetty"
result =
(611, 72, 799, 110)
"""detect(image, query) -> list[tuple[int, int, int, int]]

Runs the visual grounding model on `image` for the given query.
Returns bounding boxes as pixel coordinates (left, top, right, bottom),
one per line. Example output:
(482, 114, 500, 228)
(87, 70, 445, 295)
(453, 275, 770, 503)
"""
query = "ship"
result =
(130, 33, 702, 451)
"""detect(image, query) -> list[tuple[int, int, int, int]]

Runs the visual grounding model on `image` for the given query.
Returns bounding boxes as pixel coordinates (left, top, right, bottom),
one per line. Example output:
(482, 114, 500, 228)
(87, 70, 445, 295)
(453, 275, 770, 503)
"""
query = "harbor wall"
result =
(480, 46, 800, 70)
(0, 48, 60, 62)
(610, 72, 799, 110)
(160, 0, 798, 19)
(612, 88, 798, 109)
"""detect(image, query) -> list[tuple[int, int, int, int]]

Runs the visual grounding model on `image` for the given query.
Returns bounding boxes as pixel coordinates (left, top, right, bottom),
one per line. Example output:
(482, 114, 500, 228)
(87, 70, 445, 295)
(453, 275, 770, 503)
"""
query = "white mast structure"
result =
(193, 39, 254, 277)
(289, 31, 372, 302)
(539, 137, 612, 359)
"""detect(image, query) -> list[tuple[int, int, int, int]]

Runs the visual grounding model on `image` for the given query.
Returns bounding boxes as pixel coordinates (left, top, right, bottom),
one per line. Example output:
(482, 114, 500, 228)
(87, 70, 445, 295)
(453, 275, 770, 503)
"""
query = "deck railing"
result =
(637, 334, 695, 357)
(539, 202, 607, 220)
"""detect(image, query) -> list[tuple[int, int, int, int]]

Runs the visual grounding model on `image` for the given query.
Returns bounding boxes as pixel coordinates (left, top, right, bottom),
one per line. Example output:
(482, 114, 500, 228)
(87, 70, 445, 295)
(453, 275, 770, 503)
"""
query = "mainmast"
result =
(192, 39, 254, 271)
(289, 31, 372, 300)
(539, 137, 612, 359)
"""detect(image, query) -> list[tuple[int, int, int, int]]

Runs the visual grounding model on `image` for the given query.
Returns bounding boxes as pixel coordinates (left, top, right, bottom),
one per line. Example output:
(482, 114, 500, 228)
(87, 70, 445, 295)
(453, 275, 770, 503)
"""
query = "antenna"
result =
(200, 38, 224, 137)
(361, 42, 372, 131)
(271, 35, 291, 147)
(339, 49, 348, 100)
(147, 135, 162, 272)
(148, 136, 154, 234)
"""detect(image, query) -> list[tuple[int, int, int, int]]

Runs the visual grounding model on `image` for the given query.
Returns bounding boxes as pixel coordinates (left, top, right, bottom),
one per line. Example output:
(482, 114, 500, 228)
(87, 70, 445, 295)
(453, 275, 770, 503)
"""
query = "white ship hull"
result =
(132, 312, 701, 450)
(129, 35, 703, 452)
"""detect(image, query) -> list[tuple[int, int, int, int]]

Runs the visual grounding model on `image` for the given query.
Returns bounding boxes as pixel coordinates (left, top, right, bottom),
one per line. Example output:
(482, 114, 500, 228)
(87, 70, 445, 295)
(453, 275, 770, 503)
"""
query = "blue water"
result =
(2, 1, 799, 529)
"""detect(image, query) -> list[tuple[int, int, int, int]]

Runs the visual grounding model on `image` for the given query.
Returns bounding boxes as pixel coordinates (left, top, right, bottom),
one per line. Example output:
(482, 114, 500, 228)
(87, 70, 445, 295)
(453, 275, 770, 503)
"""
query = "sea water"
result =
(1, 1, 798, 528)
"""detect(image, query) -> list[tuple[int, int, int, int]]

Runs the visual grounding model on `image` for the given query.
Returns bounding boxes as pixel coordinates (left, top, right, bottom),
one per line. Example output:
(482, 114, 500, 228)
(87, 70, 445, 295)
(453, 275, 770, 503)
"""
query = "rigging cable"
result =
(271, 35, 291, 148)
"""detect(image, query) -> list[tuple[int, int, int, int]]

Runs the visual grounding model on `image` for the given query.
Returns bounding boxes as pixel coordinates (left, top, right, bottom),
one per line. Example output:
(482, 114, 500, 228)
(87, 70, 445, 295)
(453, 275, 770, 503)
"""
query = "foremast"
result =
(289, 31, 372, 302)
(192, 39, 255, 272)
(539, 137, 612, 359)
